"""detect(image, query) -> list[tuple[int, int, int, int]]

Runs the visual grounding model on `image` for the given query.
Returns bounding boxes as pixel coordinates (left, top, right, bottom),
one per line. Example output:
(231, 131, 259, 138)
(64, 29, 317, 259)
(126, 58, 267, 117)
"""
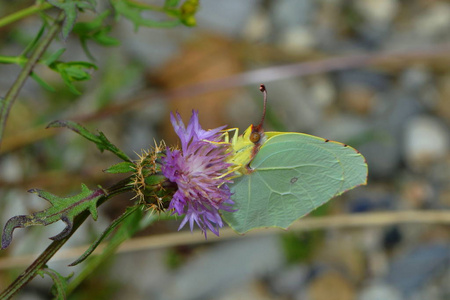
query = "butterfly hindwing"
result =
(224, 132, 368, 233)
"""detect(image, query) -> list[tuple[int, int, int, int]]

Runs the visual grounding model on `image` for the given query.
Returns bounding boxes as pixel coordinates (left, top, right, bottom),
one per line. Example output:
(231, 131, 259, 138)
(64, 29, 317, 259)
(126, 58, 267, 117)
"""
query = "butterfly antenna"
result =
(258, 84, 267, 128)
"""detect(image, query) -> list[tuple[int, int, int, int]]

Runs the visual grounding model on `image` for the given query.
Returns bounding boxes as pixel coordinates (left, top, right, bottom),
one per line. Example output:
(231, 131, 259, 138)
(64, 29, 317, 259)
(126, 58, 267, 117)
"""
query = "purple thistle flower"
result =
(161, 111, 235, 237)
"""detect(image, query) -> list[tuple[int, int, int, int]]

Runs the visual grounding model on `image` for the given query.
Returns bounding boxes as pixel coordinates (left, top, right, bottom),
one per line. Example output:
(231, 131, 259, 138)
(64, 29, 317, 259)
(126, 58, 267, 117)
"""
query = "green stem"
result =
(0, 3, 53, 28)
(0, 55, 27, 65)
(0, 178, 135, 299)
(0, 12, 64, 150)
(0, 211, 91, 299)
(126, 0, 166, 12)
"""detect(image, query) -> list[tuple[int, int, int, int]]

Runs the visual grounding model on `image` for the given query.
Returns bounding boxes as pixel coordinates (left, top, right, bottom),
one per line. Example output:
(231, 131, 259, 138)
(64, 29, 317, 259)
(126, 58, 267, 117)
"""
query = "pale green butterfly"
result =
(222, 84, 368, 233)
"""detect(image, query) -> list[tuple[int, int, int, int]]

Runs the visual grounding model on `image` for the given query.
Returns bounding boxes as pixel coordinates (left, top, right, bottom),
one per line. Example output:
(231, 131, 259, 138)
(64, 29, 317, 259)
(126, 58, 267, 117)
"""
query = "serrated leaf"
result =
(73, 10, 120, 47)
(1, 185, 106, 249)
(48, 60, 97, 94)
(92, 28, 120, 46)
(104, 162, 135, 174)
(111, 0, 181, 30)
(37, 268, 73, 300)
(69, 205, 141, 266)
(48, 0, 96, 39)
(46, 120, 132, 162)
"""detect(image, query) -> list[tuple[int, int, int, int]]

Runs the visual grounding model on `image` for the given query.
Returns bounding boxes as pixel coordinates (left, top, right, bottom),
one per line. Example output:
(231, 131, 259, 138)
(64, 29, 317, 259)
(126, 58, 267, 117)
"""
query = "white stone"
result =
(308, 76, 336, 108)
(359, 282, 403, 300)
(355, 0, 398, 24)
(241, 9, 271, 41)
(404, 115, 450, 170)
(414, 3, 450, 38)
(278, 26, 316, 53)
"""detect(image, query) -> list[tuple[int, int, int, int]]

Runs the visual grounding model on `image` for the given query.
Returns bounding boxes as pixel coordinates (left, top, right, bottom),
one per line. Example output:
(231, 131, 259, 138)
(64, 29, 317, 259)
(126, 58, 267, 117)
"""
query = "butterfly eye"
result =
(250, 132, 261, 143)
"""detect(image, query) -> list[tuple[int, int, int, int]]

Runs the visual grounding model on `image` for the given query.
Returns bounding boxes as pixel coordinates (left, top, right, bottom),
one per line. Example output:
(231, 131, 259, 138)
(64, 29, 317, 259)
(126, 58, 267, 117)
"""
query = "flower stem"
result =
(0, 55, 27, 65)
(0, 12, 63, 150)
(0, 178, 135, 299)
(0, 3, 53, 28)
(0, 211, 91, 299)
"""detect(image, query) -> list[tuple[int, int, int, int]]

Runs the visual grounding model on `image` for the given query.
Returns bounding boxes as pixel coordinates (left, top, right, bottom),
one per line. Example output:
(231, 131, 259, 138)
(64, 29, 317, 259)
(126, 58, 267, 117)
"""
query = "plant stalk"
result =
(0, 3, 53, 28)
(0, 174, 136, 299)
(0, 12, 63, 149)
(0, 211, 91, 299)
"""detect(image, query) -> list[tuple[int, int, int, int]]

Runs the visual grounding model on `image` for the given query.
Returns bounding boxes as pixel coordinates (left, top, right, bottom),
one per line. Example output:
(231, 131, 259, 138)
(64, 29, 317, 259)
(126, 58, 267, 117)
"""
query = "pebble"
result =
(354, 0, 398, 25)
(318, 234, 366, 283)
(0, 154, 23, 182)
(307, 75, 336, 108)
(158, 235, 284, 300)
(386, 242, 450, 296)
(271, 0, 315, 29)
(267, 79, 323, 132)
(308, 269, 356, 300)
(355, 133, 401, 179)
(340, 85, 375, 115)
(278, 25, 317, 53)
(403, 115, 450, 171)
(413, 2, 450, 39)
(109, 249, 171, 300)
(197, 0, 261, 37)
(216, 280, 273, 300)
(354, 0, 398, 46)
(400, 178, 433, 209)
(436, 73, 450, 121)
(269, 265, 309, 296)
(241, 8, 271, 42)
(358, 282, 403, 300)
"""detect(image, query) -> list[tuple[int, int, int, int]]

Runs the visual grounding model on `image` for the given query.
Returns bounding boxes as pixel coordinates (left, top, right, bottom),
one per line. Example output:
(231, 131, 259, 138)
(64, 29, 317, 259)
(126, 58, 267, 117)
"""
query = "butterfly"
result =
(222, 85, 368, 233)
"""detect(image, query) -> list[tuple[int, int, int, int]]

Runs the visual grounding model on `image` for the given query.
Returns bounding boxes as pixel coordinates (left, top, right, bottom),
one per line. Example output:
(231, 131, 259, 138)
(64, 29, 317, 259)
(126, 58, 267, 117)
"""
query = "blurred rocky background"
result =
(1, 0, 450, 299)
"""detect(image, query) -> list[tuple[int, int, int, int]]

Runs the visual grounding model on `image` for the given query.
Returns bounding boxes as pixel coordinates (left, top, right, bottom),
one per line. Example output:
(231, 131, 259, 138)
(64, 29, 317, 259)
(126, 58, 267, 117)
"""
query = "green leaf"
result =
(21, 24, 46, 57)
(73, 10, 120, 45)
(46, 120, 132, 162)
(30, 71, 55, 92)
(1, 185, 106, 249)
(69, 205, 141, 266)
(223, 133, 368, 233)
(111, 0, 181, 30)
(43, 48, 66, 65)
(37, 268, 73, 300)
(72, 10, 120, 60)
(165, 0, 181, 8)
(47, 0, 96, 39)
(104, 162, 135, 174)
(66, 208, 160, 293)
(48, 60, 97, 94)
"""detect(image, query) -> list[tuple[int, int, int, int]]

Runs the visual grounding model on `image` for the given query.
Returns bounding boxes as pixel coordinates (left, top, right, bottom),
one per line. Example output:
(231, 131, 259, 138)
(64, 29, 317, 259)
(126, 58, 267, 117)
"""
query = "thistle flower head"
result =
(161, 111, 234, 237)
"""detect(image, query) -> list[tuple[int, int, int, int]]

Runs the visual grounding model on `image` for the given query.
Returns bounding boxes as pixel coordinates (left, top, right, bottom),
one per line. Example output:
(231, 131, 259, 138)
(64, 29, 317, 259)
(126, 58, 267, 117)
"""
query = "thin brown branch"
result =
(2, 43, 450, 154)
(1, 210, 449, 270)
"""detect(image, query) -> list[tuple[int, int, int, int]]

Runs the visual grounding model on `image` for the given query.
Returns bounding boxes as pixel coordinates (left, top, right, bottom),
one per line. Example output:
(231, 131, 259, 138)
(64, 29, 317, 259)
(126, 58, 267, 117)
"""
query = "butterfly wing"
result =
(223, 132, 368, 233)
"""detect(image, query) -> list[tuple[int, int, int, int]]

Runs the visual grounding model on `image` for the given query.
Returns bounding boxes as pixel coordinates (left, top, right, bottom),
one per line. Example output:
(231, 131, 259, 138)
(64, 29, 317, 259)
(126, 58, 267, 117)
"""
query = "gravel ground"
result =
(1, 1, 449, 299)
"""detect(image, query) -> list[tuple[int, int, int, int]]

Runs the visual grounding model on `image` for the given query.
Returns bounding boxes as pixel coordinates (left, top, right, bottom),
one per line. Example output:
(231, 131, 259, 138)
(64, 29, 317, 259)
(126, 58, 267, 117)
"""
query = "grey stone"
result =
(386, 242, 450, 296)
(358, 282, 403, 300)
(267, 79, 323, 132)
(403, 115, 450, 171)
(158, 235, 284, 300)
(271, 0, 316, 29)
(270, 265, 309, 295)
